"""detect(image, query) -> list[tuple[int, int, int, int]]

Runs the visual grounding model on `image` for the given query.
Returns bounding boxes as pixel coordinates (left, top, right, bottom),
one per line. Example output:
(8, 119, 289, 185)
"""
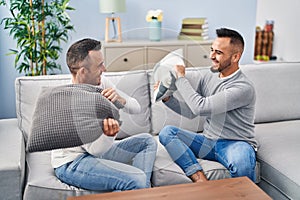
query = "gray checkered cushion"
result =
(27, 84, 122, 152)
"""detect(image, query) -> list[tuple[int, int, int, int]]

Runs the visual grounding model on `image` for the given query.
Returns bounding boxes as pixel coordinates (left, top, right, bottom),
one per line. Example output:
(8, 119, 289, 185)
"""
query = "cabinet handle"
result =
(203, 55, 208, 59)
(123, 58, 128, 62)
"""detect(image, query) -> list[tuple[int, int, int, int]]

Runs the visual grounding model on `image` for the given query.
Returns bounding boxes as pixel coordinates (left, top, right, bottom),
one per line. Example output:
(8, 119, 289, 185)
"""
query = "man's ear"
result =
(78, 67, 85, 74)
(75, 67, 85, 83)
(232, 52, 241, 63)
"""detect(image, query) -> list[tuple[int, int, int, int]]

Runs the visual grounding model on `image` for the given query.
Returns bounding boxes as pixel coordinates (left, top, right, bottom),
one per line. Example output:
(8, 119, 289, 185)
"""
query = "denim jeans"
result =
(55, 133, 157, 191)
(159, 125, 256, 182)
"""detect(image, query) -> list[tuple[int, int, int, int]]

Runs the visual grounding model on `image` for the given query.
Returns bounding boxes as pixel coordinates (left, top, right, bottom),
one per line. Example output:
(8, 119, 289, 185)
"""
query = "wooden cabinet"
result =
(102, 40, 212, 72)
(105, 47, 145, 71)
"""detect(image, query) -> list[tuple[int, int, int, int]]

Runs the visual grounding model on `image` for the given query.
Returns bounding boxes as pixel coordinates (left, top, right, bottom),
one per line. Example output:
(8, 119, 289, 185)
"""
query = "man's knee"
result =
(128, 173, 147, 189)
(144, 133, 157, 151)
(158, 125, 177, 145)
(227, 142, 256, 180)
(137, 133, 157, 150)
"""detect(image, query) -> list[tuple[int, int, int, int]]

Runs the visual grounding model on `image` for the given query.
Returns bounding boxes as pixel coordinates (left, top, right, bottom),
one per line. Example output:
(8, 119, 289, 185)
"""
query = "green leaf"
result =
(2, 0, 75, 75)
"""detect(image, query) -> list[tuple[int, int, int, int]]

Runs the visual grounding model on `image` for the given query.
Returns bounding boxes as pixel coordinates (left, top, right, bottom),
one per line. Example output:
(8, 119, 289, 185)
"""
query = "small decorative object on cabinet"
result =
(254, 20, 275, 61)
(146, 9, 163, 41)
(148, 19, 162, 41)
(99, 0, 126, 42)
(102, 40, 212, 72)
(178, 18, 209, 41)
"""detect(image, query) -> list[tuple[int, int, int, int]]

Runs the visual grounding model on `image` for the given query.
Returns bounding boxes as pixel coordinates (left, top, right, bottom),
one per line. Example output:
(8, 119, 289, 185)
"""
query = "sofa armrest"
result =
(0, 118, 25, 200)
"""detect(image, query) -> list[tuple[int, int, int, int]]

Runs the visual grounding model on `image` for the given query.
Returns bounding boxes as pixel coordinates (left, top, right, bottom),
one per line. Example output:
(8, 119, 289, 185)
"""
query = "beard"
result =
(210, 57, 232, 73)
(210, 65, 219, 73)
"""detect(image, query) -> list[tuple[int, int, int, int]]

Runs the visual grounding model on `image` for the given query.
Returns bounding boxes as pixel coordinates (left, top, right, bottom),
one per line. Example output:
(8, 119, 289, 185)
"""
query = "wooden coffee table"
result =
(67, 176, 271, 200)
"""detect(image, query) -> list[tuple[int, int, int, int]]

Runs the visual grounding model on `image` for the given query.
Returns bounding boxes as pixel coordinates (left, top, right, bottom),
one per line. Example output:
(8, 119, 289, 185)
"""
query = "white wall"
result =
(256, 0, 300, 61)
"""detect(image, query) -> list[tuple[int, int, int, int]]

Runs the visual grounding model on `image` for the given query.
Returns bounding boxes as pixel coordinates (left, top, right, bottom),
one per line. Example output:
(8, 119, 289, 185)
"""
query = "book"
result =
(182, 23, 209, 29)
(182, 17, 208, 25)
(178, 17, 209, 41)
(179, 32, 209, 37)
(178, 34, 209, 41)
(180, 28, 209, 34)
(180, 28, 208, 35)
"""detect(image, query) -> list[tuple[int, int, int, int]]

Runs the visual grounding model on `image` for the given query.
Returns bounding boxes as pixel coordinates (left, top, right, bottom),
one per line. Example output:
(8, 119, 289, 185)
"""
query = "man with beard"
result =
(156, 28, 258, 183)
(52, 38, 157, 191)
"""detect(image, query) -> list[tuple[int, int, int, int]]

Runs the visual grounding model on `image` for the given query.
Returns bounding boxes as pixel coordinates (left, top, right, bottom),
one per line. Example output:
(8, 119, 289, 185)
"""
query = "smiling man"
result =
(51, 38, 157, 191)
(157, 28, 258, 183)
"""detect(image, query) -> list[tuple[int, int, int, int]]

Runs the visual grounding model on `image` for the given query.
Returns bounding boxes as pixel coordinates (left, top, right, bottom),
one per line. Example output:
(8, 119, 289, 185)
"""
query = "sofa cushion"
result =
(149, 67, 207, 134)
(15, 75, 71, 142)
(23, 151, 102, 200)
(151, 136, 231, 186)
(255, 120, 300, 200)
(103, 70, 151, 138)
(27, 84, 121, 152)
(241, 62, 300, 123)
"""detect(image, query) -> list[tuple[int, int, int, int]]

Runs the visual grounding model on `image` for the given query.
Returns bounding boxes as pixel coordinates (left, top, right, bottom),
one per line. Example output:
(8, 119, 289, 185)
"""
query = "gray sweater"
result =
(165, 69, 258, 149)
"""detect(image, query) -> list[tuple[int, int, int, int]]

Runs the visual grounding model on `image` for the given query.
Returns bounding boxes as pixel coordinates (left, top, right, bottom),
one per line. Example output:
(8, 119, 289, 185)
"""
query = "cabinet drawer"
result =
(146, 45, 184, 69)
(186, 44, 211, 67)
(105, 47, 145, 72)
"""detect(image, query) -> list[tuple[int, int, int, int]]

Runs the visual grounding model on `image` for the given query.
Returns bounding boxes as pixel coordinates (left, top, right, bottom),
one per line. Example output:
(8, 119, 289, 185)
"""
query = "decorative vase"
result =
(149, 19, 161, 41)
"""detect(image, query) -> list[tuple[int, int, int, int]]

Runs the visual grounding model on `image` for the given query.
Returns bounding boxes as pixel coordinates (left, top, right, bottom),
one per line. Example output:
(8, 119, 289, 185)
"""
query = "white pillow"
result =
(153, 49, 185, 102)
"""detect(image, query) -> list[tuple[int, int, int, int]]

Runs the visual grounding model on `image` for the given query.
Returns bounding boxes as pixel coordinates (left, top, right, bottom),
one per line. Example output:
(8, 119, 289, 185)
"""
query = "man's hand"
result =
(175, 65, 185, 78)
(153, 81, 160, 91)
(101, 88, 126, 105)
(190, 170, 208, 183)
(102, 118, 119, 137)
(153, 81, 170, 102)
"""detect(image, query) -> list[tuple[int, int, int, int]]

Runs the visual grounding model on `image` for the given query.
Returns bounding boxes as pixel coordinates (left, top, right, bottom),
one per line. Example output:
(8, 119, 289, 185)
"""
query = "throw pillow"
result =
(153, 48, 185, 102)
(27, 84, 122, 152)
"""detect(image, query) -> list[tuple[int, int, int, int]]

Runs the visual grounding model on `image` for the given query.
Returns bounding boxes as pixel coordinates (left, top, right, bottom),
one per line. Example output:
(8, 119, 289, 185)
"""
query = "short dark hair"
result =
(216, 28, 244, 53)
(66, 38, 102, 75)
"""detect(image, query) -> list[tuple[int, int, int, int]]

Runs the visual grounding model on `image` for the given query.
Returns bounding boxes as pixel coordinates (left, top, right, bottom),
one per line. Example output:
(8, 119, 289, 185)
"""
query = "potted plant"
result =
(1, 0, 75, 75)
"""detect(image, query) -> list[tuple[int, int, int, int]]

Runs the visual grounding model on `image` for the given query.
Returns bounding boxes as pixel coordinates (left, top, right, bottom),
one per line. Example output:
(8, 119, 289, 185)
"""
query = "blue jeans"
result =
(55, 133, 157, 191)
(159, 125, 256, 182)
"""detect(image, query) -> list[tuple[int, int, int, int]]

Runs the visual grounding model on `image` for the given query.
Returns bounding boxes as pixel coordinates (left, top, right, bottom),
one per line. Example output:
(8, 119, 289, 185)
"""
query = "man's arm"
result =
(154, 79, 198, 119)
(101, 77, 142, 114)
(172, 65, 254, 116)
(163, 96, 199, 119)
(175, 77, 255, 116)
(83, 118, 119, 157)
(101, 88, 126, 105)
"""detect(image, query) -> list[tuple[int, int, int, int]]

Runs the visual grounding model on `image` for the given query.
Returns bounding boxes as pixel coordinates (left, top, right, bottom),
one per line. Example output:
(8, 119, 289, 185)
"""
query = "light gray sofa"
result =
(0, 62, 299, 200)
